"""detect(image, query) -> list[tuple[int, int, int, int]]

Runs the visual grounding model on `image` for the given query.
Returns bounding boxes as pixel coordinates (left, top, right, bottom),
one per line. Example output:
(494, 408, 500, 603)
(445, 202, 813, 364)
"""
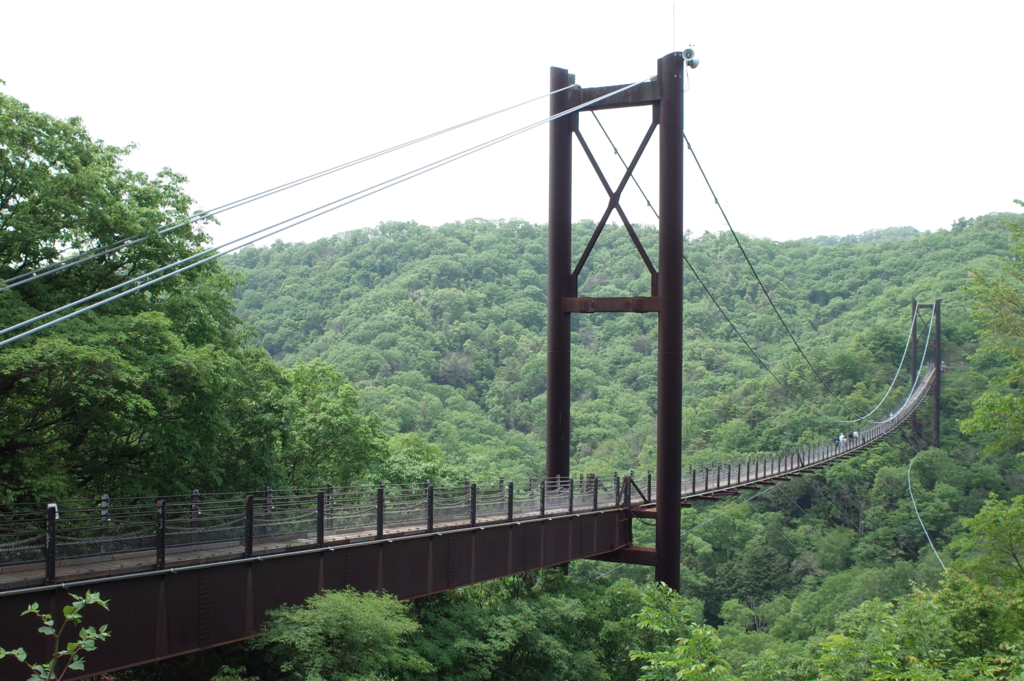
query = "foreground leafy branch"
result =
(0, 590, 110, 681)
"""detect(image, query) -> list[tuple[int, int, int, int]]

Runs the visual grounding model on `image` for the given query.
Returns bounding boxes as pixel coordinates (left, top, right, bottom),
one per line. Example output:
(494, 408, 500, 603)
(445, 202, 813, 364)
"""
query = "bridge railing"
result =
(0, 367, 935, 590)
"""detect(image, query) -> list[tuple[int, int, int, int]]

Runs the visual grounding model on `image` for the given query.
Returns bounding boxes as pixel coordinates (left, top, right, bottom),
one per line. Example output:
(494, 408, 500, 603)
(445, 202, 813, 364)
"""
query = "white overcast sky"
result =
(2, 0, 1021, 248)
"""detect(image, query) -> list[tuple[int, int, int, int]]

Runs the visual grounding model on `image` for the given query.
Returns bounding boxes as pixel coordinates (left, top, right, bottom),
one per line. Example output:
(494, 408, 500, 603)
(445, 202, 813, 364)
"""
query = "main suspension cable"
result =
(900, 306, 935, 416)
(681, 486, 774, 536)
(2, 84, 576, 289)
(908, 450, 947, 571)
(0, 79, 648, 348)
(588, 116, 917, 425)
(590, 112, 659, 219)
(686, 255, 918, 423)
(684, 133, 860, 419)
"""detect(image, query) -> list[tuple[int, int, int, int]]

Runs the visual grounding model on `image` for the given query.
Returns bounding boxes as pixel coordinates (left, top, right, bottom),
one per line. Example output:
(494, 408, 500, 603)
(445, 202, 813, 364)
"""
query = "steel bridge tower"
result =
(547, 52, 693, 590)
(910, 299, 942, 448)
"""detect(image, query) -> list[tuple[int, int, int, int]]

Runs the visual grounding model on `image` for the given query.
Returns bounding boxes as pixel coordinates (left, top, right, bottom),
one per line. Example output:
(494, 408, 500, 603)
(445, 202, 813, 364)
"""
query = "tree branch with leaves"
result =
(0, 590, 110, 681)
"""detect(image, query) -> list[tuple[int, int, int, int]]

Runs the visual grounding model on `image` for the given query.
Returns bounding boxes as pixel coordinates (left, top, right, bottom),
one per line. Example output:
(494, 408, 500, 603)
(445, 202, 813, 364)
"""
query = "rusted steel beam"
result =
(570, 121, 658, 287)
(563, 297, 661, 313)
(934, 299, 941, 447)
(592, 545, 657, 566)
(911, 300, 919, 443)
(578, 80, 660, 110)
(656, 52, 684, 592)
(546, 66, 575, 480)
(0, 508, 634, 681)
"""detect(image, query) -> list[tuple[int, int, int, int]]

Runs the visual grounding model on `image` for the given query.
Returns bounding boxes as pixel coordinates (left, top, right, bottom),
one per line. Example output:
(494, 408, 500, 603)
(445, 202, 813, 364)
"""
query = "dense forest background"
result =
(5, 87, 1024, 679)
(209, 211, 1024, 678)
(229, 214, 1008, 480)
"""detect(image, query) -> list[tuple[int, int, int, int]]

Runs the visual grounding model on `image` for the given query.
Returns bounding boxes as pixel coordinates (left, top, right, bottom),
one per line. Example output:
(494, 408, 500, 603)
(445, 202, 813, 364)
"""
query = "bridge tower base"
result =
(546, 52, 688, 590)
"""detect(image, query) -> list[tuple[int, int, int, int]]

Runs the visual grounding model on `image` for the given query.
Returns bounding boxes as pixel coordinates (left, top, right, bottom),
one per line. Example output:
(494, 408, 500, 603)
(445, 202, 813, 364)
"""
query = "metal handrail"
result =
(0, 367, 935, 589)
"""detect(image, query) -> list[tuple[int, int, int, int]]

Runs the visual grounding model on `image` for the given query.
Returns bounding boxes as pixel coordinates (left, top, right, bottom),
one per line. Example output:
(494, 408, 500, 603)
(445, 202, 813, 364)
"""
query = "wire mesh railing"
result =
(0, 367, 935, 590)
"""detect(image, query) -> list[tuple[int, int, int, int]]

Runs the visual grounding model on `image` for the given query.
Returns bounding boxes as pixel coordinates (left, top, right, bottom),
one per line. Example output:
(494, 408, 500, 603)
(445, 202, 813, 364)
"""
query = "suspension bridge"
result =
(0, 51, 944, 678)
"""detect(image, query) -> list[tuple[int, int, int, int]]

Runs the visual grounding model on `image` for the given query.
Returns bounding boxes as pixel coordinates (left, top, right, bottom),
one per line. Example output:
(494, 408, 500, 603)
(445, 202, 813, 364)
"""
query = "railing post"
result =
(44, 503, 57, 585)
(704, 467, 709, 492)
(647, 471, 652, 501)
(614, 473, 621, 506)
(427, 484, 435, 532)
(326, 483, 334, 532)
(244, 495, 254, 558)
(692, 468, 697, 494)
(376, 483, 385, 540)
(316, 491, 325, 548)
(190, 488, 200, 540)
(264, 486, 273, 538)
(470, 483, 478, 526)
(155, 500, 166, 570)
(100, 493, 110, 554)
(593, 476, 600, 511)
(507, 482, 515, 521)
(568, 478, 574, 514)
(540, 477, 546, 517)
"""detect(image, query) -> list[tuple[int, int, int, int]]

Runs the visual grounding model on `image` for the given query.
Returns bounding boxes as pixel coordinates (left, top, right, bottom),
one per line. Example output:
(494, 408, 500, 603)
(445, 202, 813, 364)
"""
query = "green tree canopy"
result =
(961, 202, 1024, 455)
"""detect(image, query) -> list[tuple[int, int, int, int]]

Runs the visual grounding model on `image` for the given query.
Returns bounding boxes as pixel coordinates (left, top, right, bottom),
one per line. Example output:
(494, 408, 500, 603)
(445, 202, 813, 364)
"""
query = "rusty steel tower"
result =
(547, 51, 694, 590)
(910, 299, 942, 448)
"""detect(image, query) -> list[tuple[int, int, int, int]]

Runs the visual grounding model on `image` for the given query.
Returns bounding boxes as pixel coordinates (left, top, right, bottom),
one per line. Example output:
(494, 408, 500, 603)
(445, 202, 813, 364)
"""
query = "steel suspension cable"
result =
(907, 450, 948, 571)
(590, 112, 659, 219)
(893, 307, 934, 420)
(685, 255, 908, 423)
(680, 486, 775, 536)
(768, 485, 918, 597)
(2, 85, 576, 289)
(684, 134, 861, 419)
(803, 469, 929, 570)
(0, 79, 649, 348)
(587, 117, 918, 425)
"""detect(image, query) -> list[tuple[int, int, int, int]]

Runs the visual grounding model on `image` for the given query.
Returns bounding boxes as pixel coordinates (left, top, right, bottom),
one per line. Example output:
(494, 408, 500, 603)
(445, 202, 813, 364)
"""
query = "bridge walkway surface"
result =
(0, 367, 936, 679)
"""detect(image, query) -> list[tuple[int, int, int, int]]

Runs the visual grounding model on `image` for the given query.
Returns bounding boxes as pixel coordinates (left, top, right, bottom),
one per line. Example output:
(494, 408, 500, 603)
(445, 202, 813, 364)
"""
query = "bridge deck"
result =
(0, 368, 935, 680)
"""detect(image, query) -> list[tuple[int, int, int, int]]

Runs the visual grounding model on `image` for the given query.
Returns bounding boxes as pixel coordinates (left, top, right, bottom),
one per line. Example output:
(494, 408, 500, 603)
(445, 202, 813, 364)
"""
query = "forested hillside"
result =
(207, 211, 1024, 678)
(228, 214, 1014, 478)
(7, 83, 1024, 679)
(0, 89, 395, 504)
